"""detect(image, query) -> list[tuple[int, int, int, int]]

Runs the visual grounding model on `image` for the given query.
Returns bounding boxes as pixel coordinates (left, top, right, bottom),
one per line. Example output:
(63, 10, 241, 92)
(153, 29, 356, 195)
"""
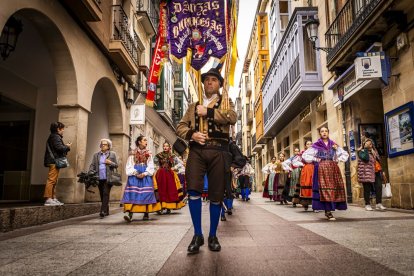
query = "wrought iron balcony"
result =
(110, 5, 139, 75)
(236, 131, 242, 147)
(245, 80, 252, 98)
(325, 0, 383, 65)
(247, 110, 253, 124)
(136, 0, 159, 36)
(262, 7, 323, 138)
(61, 0, 102, 21)
(252, 133, 256, 147)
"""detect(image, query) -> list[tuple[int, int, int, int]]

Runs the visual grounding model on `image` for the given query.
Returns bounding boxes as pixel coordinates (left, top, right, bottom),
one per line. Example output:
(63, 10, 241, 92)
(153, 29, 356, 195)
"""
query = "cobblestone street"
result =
(0, 193, 413, 276)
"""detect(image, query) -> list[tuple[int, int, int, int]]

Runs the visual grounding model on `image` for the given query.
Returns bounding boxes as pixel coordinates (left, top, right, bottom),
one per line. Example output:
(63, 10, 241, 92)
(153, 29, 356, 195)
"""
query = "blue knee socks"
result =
(209, 202, 221, 237)
(228, 198, 233, 209)
(188, 191, 202, 236)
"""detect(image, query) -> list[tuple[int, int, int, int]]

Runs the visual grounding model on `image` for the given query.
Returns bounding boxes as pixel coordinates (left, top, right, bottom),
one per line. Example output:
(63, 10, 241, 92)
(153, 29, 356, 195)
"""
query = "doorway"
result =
(0, 96, 34, 201)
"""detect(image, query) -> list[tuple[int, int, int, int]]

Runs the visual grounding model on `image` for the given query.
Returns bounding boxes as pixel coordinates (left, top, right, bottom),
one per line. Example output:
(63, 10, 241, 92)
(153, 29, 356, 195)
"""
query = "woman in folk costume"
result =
(262, 157, 277, 199)
(299, 140, 314, 211)
(282, 148, 304, 208)
(275, 153, 290, 204)
(121, 135, 161, 222)
(302, 127, 349, 221)
(177, 157, 187, 197)
(154, 142, 186, 213)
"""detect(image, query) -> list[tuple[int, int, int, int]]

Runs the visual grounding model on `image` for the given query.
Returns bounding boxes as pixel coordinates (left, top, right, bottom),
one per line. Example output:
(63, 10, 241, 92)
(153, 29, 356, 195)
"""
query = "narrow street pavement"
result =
(0, 193, 413, 276)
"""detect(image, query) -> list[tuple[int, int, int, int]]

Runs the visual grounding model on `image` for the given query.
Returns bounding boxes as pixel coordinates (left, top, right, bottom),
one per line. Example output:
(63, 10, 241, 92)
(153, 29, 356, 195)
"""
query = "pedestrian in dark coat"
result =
(89, 138, 119, 218)
(43, 122, 71, 206)
(357, 138, 386, 211)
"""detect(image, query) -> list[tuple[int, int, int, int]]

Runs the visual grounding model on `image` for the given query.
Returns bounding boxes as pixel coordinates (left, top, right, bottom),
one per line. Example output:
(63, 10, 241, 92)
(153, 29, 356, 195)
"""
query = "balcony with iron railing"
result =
(262, 7, 322, 138)
(110, 5, 139, 75)
(136, 0, 159, 36)
(325, 0, 385, 67)
(245, 79, 252, 98)
(247, 110, 253, 124)
(61, 0, 103, 21)
(252, 133, 256, 148)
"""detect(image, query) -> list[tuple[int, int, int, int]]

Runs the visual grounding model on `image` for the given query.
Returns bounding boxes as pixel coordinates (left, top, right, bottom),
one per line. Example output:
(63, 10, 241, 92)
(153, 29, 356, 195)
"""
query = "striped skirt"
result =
(312, 161, 347, 211)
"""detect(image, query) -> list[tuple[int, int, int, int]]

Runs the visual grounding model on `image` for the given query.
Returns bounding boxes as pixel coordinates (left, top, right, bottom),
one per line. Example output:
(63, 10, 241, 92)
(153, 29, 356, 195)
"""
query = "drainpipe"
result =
(341, 102, 352, 203)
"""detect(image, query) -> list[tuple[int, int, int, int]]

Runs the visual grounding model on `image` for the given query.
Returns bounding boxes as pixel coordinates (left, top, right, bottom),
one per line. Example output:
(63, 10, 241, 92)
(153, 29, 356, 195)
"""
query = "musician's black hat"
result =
(201, 67, 224, 87)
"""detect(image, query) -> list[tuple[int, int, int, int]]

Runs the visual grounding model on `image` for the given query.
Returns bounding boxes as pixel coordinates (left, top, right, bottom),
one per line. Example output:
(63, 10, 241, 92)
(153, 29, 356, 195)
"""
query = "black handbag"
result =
(229, 140, 246, 169)
(108, 168, 122, 186)
(47, 143, 69, 169)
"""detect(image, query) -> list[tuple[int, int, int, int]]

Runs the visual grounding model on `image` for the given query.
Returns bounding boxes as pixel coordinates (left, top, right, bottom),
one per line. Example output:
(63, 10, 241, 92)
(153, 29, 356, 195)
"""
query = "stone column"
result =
(55, 106, 89, 203)
(109, 133, 130, 201)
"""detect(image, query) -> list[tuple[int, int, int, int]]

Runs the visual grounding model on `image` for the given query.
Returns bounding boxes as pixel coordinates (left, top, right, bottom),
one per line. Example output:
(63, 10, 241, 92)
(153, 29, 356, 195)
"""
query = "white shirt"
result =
(125, 154, 155, 176)
(282, 155, 304, 172)
(202, 94, 218, 107)
(302, 147, 349, 163)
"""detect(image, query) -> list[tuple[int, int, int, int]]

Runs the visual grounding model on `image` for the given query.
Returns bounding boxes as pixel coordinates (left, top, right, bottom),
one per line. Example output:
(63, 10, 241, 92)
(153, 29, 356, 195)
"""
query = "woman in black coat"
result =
(43, 122, 71, 206)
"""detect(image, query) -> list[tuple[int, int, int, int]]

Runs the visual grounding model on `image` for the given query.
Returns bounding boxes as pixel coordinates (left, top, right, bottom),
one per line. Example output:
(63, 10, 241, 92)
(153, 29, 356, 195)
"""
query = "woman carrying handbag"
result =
(89, 138, 119, 218)
(357, 138, 386, 211)
(43, 122, 71, 206)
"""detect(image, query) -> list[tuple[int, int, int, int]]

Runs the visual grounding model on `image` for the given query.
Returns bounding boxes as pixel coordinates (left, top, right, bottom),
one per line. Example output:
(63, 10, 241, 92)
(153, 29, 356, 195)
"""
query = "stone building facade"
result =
(241, 0, 414, 209)
(316, 0, 414, 209)
(0, 0, 178, 204)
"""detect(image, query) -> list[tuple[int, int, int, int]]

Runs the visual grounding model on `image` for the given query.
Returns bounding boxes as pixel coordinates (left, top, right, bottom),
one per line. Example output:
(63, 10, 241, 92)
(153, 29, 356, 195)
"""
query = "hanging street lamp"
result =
(304, 17, 332, 53)
(0, 16, 23, 61)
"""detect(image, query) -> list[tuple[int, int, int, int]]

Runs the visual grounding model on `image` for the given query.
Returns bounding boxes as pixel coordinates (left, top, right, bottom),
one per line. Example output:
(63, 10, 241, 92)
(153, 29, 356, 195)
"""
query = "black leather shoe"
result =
(221, 216, 226, 221)
(227, 210, 232, 216)
(187, 235, 204, 254)
(208, 236, 221, 252)
(99, 213, 104, 219)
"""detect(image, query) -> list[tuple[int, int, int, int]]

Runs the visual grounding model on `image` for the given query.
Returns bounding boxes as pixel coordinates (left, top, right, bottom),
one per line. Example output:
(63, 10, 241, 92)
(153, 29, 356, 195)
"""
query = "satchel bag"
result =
(358, 149, 370, 163)
(108, 168, 122, 186)
(229, 140, 246, 169)
(47, 143, 69, 169)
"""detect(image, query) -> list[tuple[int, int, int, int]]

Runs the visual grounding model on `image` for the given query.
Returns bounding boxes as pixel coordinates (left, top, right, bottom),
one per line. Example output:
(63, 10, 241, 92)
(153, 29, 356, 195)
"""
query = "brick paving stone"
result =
(158, 199, 401, 276)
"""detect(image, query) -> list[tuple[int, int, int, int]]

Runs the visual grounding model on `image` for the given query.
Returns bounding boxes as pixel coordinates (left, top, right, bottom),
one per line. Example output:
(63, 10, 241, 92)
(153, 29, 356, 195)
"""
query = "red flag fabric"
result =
(145, 2, 168, 107)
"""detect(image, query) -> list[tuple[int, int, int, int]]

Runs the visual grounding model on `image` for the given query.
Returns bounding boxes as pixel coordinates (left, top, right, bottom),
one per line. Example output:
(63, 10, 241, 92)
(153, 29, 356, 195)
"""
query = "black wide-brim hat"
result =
(201, 67, 224, 87)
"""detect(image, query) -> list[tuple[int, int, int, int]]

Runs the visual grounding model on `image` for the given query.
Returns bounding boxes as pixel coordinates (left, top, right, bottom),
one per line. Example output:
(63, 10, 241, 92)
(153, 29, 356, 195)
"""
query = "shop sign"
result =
(336, 72, 366, 103)
(349, 130, 356, 161)
(130, 104, 145, 125)
(385, 102, 414, 158)
(355, 52, 390, 85)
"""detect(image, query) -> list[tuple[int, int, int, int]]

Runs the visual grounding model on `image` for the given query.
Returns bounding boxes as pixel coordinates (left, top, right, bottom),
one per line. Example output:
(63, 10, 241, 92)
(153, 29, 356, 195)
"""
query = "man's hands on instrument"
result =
(192, 132, 207, 145)
(196, 105, 207, 117)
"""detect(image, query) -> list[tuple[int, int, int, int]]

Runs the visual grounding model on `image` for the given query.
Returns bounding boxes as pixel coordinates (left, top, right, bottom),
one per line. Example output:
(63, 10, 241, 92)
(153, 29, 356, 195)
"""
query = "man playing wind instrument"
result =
(176, 67, 237, 254)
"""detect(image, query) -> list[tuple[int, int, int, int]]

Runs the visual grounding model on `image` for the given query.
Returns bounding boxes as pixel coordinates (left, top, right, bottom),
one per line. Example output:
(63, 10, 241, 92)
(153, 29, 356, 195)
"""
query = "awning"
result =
(328, 65, 382, 108)
(328, 64, 355, 90)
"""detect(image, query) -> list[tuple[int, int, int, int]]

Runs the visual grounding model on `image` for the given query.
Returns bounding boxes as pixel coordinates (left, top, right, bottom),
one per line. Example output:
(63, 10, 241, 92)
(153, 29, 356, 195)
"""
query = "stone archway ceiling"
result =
(93, 77, 124, 135)
(12, 9, 78, 106)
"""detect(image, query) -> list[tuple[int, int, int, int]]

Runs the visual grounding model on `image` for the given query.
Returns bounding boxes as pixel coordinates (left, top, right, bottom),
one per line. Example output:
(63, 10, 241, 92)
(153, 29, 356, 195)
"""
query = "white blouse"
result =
(241, 163, 255, 176)
(125, 154, 155, 177)
(302, 147, 349, 163)
(262, 163, 275, 174)
(282, 155, 304, 172)
(173, 157, 185, 174)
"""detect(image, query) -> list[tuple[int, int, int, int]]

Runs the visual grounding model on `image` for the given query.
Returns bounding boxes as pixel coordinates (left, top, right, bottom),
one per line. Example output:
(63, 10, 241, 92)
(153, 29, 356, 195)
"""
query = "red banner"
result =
(145, 1, 168, 107)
